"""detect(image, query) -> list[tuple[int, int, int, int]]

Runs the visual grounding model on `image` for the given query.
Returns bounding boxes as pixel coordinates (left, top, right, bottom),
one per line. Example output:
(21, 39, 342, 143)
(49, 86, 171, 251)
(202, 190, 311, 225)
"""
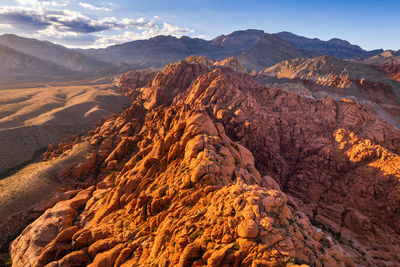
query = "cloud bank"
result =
(0, 1, 194, 48)
(78, 2, 111, 12)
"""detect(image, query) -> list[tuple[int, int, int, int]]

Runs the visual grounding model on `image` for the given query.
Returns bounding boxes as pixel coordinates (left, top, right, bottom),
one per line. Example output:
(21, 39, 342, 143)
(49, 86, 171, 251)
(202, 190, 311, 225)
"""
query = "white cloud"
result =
(89, 22, 194, 48)
(160, 22, 194, 35)
(1, 3, 195, 48)
(0, 6, 155, 34)
(78, 2, 111, 12)
(16, 0, 69, 7)
(0, 23, 13, 29)
(35, 24, 80, 38)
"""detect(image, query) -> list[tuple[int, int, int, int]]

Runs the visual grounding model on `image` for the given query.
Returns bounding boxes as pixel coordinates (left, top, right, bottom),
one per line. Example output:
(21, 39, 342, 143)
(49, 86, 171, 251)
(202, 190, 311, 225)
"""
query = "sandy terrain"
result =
(0, 83, 129, 175)
(0, 142, 92, 251)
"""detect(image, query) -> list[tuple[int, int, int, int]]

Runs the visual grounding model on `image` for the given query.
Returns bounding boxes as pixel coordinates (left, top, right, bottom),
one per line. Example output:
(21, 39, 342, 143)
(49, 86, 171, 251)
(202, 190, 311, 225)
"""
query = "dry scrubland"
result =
(0, 83, 129, 176)
(0, 142, 93, 251)
(0, 81, 128, 255)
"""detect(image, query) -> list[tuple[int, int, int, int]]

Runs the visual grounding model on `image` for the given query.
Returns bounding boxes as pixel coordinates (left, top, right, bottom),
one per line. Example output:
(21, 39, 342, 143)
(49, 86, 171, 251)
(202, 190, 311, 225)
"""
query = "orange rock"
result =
(11, 57, 400, 267)
(237, 219, 259, 238)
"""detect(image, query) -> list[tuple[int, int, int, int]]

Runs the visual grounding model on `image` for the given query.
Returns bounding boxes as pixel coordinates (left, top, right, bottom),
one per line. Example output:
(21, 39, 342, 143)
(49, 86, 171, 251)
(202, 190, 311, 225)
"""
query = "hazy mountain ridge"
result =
(0, 43, 71, 76)
(0, 34, 110, 71)
(79, 29, 385, 71)
(0, 30, 390, 82)
(77, 30, 270, 69)
(236, 33, 304, 70)
(274, 31, 383, 59)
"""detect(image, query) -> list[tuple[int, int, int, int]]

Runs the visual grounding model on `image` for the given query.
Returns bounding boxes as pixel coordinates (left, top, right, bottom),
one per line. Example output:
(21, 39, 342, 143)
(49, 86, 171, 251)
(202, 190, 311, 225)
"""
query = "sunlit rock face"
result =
(362, 50, 400, 83)
(10, 58, 400, 266)
(256, 55, 400, 128)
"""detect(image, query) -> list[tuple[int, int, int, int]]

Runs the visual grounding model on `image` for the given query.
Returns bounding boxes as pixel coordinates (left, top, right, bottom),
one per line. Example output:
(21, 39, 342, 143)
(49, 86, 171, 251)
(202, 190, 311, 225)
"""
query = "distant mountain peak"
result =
(274, 31, 382, 59)
(0, 34, 110, 71)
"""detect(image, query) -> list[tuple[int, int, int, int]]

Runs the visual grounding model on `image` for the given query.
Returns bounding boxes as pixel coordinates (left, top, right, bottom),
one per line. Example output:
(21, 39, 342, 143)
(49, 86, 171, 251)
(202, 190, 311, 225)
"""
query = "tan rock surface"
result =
(0, 142, 93, 252)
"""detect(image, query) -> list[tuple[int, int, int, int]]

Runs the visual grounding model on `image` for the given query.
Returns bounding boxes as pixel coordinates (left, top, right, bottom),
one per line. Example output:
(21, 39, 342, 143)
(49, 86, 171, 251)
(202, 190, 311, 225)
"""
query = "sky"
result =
(0, 0, 399, 50)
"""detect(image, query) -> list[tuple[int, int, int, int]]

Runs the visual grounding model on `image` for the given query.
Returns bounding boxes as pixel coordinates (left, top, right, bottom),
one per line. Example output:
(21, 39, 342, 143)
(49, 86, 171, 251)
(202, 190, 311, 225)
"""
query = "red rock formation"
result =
(368, 63, 400, 82)
(10, 58, 400, 266)
(112, 69, 158, 98)
(382, 63, 400, 82)
(214, 56, 248, 73)
(313, 74, 398, 103)
(257, 55, 400, 126)
(362, 50, 400, 82)
(183, 67, 400, 265)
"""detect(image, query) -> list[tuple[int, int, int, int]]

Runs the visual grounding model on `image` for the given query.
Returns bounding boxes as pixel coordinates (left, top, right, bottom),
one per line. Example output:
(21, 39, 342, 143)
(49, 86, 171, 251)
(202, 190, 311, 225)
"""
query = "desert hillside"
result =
(0, 142, 92, 253)
(0, 44, 71, 77)
(0, 84, 129, 176)
(0, 34, 109, 71)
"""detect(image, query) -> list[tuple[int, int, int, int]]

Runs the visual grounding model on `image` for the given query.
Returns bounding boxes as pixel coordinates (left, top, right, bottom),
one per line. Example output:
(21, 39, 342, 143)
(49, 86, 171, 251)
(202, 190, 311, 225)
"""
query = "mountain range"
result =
(0, 43, 70, 76)
(362, 50, 400, 82)
(0, 34, 110, 71)
(0, 29, 386, 84)
(78, 29, 385, 70)
(275, 31, 383, 59)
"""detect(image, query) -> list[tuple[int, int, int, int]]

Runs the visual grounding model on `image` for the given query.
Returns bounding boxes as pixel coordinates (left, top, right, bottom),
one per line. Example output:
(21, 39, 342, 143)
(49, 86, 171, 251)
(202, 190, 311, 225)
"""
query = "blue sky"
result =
(0, 0, 399, 50)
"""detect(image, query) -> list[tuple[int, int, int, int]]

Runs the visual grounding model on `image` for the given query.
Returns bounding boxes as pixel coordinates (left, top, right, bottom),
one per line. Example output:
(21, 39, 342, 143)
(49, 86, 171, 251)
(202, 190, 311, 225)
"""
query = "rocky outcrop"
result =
(379, 62, 400, 82)
(112, 68, 158, 95)
(257, 55, 400, 127)
(361, 51, 400, 83)
(185, 65, 400, 265)
(10, 58, 400, 266)
(214, 56, 248, 73)
(115, 56, 248, 108)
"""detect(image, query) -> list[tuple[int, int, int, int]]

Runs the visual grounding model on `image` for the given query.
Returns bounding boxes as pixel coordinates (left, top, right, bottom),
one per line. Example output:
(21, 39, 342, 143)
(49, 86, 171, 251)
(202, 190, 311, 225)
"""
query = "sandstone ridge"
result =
(10, 57, 400, 266)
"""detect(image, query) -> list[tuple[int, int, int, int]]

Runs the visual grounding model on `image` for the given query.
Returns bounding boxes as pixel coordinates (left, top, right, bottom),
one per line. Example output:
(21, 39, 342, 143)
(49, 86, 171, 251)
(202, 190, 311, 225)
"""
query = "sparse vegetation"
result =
(181, 162, 189, 173)
(163, 235, 171, 243)
(191, 230, 203, 239)
(0, 253, 12, 267)
(195, 208, 207, 217)
(285, 257, 307, 266)
(310, 219, 353, 248)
